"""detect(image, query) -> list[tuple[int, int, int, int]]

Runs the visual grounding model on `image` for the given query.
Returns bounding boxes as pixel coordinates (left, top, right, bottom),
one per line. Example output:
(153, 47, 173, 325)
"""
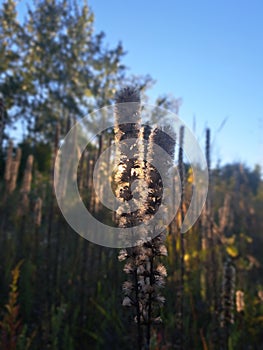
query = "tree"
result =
(0, 0, 32, 143)
(0, 0, 152, 143)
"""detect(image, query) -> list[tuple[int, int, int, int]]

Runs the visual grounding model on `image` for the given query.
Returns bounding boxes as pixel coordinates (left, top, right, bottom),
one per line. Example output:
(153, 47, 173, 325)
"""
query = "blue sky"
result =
(15, 0, 263, 169)
(88, 0, 263, 169)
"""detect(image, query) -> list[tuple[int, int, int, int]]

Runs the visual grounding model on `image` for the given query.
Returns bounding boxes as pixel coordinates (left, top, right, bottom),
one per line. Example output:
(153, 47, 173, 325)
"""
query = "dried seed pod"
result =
(4, 141, 13, 182)
(8, 147, 22, 194)
(34, 197, 43, 227)
(115, 86, 141, 125)
(236, 290, 245, 313)
(20, 155, 34, 194)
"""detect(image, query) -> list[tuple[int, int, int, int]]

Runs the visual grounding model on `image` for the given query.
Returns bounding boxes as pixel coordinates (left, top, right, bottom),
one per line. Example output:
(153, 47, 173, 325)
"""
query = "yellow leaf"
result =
(184, 253, 190, 262)
(187, 168, 194, 184)
(226, 245, 239, 258)
(225, 235, 236, 245)
(240, 233, 253, 243)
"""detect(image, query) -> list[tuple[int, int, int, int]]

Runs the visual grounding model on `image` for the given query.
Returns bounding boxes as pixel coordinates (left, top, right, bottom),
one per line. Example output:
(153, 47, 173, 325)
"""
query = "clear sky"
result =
(88, 0, 263, 170)
(15, 0, 263, 170)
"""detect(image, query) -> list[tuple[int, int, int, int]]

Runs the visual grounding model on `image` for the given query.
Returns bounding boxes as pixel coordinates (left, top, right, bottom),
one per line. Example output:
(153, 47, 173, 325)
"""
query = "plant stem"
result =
(134, 268, 143, 350)
(146, 255, 154, 350)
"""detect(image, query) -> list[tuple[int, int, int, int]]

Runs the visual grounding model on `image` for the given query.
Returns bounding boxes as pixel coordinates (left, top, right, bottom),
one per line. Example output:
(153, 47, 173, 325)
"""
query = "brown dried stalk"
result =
(4, 145, 22, 195)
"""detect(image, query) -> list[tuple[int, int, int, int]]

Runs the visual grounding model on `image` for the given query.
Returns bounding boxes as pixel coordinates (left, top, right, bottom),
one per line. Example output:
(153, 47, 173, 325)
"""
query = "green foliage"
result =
(0, 0, 153, 143)
(50, 304, 67, 350)
(17, 325, 36, 350)
(18, 139, 52, 175)
(0, 260, 35, 350)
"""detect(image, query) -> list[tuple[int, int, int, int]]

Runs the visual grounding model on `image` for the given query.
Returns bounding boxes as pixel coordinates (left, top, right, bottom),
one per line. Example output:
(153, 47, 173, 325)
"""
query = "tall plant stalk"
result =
(175, 125, 185, 349)
(220, 259, 236, 349)
(115, 87, 175, 349)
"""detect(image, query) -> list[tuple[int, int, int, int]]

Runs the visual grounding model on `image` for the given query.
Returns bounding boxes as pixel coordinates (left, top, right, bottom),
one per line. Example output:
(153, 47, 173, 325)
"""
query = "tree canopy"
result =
(0, 0, 154, 143)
